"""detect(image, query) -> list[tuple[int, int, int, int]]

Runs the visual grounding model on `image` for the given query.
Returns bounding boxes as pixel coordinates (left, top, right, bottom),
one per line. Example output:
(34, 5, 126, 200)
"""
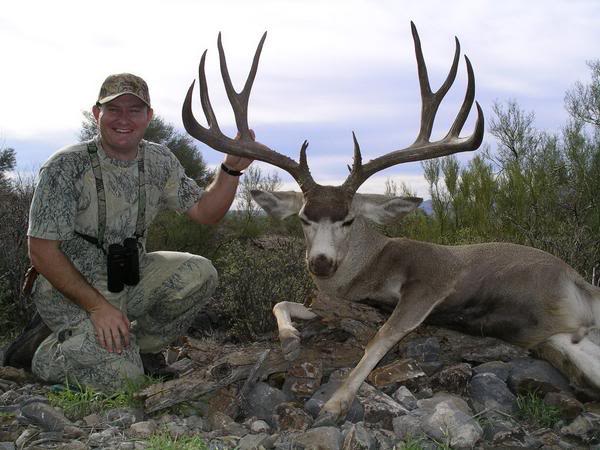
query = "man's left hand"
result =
(226, 130, 255, 171)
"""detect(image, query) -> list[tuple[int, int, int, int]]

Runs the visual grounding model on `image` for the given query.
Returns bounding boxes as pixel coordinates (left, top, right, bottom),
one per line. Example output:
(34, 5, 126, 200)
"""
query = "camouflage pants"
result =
(31, 251, 217, 392)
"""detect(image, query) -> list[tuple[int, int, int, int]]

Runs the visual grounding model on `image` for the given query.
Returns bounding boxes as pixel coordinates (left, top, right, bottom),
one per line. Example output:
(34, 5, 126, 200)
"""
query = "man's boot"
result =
(2, 311, 51, 371)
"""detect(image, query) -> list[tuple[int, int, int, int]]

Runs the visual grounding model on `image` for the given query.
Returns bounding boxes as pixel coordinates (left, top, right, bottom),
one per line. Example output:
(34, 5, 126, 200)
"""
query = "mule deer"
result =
(182, 23, 600, 424)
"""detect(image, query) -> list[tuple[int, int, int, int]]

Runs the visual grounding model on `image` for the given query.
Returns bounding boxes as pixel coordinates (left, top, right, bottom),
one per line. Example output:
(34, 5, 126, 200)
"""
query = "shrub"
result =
(213, 236, 314, 340)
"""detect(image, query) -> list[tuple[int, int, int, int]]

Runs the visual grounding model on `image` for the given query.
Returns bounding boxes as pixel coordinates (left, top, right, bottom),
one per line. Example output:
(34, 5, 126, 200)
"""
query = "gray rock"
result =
(105, 407, 144, 428)
(508, 357, 572, 395)
(20, 400, 72, 431)
(392, 386, 418, 411)
(129, 420, 157, 438)
(245, 382, 290, 424)
(89, 427, 118, 446)
(421, 400, 483, 449)
(250, 419, 271, 433)
(341, 422, 376, 450)
(356, 383, 408, 430)
(292, 426, 342, 450)
(208, 411, 248, 436)
(369, 428, 398, 450)
(400, 337, 442, 374)
(472, 361, 511, 381)
(0, 443, 14, 450)
(468, 372, 516, 415)
(560, 413, 600, 443)
(305, 380, 364, 423)
(15, 429, 38, 449)
(237, 432, 272, 450)
(183, 414, 207, 431)
(392, 414, 423, 440)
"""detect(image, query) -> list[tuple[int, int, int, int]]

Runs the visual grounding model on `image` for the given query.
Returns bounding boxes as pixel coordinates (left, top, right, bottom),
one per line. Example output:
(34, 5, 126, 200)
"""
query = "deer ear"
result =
(353, 194, 422, 225)
(251, 190, 304, 220)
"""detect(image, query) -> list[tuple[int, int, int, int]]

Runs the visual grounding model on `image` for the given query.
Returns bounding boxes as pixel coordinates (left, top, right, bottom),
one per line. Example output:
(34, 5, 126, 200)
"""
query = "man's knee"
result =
(181, 254, 218, 296)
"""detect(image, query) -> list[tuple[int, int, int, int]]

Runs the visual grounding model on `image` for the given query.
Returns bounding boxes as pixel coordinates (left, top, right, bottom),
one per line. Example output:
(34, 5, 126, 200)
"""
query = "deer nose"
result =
(309, 254, 336, 278)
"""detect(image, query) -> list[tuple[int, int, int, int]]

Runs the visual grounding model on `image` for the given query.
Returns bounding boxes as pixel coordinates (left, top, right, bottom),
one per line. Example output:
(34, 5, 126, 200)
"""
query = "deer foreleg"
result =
(314, 289, 447, 426)
(273, 301, 317, 361)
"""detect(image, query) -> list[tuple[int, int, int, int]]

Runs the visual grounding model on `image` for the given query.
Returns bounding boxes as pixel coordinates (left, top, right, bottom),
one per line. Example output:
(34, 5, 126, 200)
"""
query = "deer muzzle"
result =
(309, 254, 337, 278)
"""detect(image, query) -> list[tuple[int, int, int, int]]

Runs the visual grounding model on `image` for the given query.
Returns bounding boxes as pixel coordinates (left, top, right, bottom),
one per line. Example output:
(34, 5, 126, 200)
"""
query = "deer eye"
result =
(341, 218, 355, 227)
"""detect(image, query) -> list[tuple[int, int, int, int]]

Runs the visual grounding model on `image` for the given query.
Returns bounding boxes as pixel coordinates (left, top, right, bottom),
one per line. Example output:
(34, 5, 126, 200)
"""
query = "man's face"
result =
(92, 94, 153, 159)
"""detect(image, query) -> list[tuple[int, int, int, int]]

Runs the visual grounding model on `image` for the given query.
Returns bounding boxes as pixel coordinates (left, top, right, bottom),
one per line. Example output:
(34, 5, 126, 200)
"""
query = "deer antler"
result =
(182, 32, 318, 192)
(342, 22, 484, 193)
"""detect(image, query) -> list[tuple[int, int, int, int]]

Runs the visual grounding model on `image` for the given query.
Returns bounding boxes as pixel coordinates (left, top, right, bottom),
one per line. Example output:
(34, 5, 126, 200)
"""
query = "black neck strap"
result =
(76, 141, 146, 252)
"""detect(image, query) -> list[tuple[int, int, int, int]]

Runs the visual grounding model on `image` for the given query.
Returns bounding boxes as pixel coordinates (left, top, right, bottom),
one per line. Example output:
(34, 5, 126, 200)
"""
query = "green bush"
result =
(214, 236, 314, 340)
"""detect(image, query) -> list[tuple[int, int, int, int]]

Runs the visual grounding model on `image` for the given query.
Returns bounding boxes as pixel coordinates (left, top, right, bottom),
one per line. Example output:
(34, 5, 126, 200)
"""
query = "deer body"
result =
(181, 24, 600, 425)
(255, 190, 600, 424)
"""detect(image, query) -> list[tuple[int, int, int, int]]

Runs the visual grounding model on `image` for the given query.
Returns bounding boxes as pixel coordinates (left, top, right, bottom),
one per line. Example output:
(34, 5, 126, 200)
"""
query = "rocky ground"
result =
(1, 325, 600, 449)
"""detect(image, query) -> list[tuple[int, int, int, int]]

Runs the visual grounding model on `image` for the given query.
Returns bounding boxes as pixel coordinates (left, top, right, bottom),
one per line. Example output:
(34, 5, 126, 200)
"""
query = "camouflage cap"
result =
(97, 73, 151, 107)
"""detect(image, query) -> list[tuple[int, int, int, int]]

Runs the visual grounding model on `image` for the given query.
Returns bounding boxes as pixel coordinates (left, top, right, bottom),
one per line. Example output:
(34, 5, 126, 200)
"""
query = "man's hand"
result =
(89, 302, 131, 354)
(225, 130, 255, 171)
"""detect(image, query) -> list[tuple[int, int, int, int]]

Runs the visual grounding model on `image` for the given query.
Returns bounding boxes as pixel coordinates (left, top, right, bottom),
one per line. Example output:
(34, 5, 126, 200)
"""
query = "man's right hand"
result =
(89, 302, 131, 353)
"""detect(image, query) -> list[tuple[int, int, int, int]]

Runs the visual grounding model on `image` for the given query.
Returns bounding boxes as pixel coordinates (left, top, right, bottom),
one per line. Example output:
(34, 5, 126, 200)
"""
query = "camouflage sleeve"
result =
(161, 153, 204, 213)
(28, 158, 79, 241)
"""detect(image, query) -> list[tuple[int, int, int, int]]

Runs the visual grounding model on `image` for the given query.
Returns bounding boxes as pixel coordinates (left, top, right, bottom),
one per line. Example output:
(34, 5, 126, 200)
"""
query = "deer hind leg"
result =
(272, 301, 317, 361)
(314, 288, 448, 426)
(535, 330, 600, 392)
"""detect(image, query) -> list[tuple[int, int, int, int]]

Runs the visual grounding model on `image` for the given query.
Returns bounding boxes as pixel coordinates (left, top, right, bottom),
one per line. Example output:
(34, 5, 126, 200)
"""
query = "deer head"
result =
(182, 23, 484, 279)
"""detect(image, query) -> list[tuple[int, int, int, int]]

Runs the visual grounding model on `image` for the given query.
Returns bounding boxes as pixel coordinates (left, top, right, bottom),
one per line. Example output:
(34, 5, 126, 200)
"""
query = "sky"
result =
(1, 0, 598, 197)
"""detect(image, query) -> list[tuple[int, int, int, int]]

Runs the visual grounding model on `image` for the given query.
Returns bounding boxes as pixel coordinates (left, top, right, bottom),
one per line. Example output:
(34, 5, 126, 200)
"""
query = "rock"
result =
(392, 414, 423, 440)
(15, 429, 38, 449)
(369, 428, 398, 450)
(305, 380, 364, 423)
(430, 363, 472, 394)
(366, 359, 425, 389)
(283, 361, 323, 401)
(0, 443, 15, 450)
(165, 421, 189, 439)
(105, 407, 144, 427)
(392, 386, 418, 411)
(544, 391, 583, 421)
(237, 432, 272, 450)
(472, 361, 511, 381)
(356, 383, 408, 430)
(89, 427, 118, 447)
(421, 400, 483, 449)
(400, 337, 442, 375)
(20, 400, 72, 431)
(468, 372, 516, 415)
(183, 414, 206, 431)
(0, 367, 32, 383)
(244, 382, 289, 424)
(560, 412, 600, 443)
(274, 402, 313, 431)
(341, 422, 376, 450)
(508, 357, 572, 395)
(129, 420, 157, 438)
(208, 411, 247, 436)
(292, 426, 342, 450)
(250, 419, 270, 433)
(82, 413, 102, 427)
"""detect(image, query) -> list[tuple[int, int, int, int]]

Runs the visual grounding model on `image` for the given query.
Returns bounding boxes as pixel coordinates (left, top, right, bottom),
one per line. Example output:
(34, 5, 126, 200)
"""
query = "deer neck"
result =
(311, 216, 388, 297)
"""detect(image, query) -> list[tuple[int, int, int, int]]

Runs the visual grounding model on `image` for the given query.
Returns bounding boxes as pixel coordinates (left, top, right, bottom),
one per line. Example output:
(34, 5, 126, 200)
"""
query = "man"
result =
(11, 73, 252, 392)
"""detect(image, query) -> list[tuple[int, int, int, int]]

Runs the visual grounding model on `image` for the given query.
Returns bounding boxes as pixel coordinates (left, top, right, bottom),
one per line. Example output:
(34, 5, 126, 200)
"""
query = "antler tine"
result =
(413, 21, 460, 144)
(342, 22, 484, 193)
(182, 33, 318, 192)
(217, 32, 266, 141)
